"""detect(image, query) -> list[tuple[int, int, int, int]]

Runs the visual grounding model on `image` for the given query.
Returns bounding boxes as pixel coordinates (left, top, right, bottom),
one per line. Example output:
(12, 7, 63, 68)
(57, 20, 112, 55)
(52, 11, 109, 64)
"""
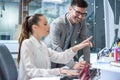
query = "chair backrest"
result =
(0, 44, 18, 80)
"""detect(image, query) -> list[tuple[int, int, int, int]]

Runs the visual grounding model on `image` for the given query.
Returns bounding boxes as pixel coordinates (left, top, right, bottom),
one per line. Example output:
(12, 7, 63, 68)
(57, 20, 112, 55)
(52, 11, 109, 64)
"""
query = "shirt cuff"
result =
(70, 48, 77, 55)
(66, 60, 76, 69)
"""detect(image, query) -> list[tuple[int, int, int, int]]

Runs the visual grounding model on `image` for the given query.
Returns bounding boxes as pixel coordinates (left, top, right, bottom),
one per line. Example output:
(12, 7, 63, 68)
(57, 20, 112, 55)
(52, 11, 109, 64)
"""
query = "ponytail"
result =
(17, 14, 43, 64)
(17, 16, 31, 64)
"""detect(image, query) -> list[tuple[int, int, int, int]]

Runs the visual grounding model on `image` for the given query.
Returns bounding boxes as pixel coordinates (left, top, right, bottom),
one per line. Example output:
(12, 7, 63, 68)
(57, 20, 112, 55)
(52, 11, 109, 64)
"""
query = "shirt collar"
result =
(66, 13, 72, 26)
(30, 35, 42, 48)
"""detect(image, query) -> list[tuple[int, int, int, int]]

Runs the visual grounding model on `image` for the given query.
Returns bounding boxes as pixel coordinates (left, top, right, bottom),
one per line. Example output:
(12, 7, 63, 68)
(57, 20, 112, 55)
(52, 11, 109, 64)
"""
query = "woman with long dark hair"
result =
(17, 14, 92, 80)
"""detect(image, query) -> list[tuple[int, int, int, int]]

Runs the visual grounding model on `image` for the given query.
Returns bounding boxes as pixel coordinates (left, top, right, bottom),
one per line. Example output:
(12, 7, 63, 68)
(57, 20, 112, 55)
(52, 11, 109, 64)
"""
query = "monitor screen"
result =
(104, 0, 115, 49)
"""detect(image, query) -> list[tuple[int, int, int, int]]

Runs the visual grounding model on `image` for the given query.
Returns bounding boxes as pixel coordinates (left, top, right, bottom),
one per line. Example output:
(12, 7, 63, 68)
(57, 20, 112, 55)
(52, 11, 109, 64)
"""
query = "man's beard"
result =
(74, 17, 82, 24)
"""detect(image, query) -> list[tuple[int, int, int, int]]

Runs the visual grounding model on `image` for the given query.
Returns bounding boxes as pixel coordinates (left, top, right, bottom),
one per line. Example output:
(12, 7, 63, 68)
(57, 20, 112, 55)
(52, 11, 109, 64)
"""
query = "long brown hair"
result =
(17, 14, 43, 64)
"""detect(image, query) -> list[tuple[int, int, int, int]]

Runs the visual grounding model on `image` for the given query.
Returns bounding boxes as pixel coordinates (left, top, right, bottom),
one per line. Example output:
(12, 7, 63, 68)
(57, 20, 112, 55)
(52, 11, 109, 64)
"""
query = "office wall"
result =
(93, 0, 120, 51)
(0, 2, 40, 40)
(109, 0, 120, 24)
(94, 0, 105, 50)
(0, 2, 19, 39)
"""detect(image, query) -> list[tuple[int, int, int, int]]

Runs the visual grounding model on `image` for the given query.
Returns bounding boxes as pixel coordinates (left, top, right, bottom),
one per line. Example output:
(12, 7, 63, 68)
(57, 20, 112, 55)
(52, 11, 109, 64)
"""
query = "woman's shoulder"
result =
(21, 39, 32, 47)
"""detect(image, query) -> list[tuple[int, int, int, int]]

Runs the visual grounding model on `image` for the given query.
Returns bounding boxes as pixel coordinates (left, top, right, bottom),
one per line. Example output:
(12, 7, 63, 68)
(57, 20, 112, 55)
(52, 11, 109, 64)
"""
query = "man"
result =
(44, 0, 90, 69)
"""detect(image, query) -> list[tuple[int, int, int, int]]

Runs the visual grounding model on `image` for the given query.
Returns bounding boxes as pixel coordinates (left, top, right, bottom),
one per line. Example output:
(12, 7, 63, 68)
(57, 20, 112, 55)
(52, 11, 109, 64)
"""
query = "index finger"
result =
(83, 36, 93, 43)
(86, 36, 93, 41)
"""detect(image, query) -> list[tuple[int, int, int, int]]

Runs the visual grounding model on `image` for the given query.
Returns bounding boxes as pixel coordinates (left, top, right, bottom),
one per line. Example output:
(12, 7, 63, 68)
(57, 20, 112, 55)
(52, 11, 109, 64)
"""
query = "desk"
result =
(30, 77, 79, 80)
(30, 77, 60, 80)
(92, 62, 120, 80)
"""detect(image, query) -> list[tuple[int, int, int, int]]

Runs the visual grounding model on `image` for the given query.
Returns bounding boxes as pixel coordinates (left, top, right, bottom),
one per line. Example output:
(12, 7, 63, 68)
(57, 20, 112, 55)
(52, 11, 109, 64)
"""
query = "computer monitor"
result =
(104, 0, 115, 49)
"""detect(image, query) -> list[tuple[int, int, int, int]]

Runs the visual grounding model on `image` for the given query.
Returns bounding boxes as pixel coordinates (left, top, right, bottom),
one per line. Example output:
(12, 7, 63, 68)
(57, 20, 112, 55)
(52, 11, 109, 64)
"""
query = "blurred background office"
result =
(0, 0, 120, 80)
(0, 0, 120, 55)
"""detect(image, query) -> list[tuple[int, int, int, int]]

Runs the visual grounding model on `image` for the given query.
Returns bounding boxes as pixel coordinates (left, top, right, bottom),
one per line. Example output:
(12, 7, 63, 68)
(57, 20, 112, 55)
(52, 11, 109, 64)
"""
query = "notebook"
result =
(110, 61, 120, 67)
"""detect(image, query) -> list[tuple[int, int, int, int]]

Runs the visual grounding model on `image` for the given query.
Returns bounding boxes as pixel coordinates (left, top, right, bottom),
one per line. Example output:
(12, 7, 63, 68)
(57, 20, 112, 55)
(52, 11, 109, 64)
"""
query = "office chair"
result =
(0, 44, 18, 80)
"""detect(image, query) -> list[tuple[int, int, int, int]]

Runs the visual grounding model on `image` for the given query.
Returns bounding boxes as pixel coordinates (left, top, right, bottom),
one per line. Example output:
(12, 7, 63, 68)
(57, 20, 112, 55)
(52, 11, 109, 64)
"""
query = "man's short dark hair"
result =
(71, 0, 88, 8)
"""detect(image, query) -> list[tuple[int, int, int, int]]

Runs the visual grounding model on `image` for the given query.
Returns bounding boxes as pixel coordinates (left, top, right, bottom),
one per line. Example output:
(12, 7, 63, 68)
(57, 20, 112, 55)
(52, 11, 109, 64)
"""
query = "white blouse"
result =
(18, 36, 77, 80)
